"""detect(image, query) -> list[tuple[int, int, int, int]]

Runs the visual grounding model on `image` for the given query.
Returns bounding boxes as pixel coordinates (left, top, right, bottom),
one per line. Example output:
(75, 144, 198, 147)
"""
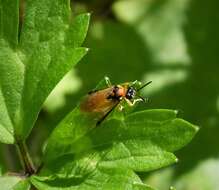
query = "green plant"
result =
(0, 0, 198, 189)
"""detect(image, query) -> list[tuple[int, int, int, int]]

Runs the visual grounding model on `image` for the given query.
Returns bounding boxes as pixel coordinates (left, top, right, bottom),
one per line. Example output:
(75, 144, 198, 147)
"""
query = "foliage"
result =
(68, 0, 219, 189)
(30, 108, 197, 190)
(0, 0, 200, 189)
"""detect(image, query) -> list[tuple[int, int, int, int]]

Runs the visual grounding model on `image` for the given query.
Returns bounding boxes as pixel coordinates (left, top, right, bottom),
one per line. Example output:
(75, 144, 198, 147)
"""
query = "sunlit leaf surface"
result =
(31, 78, 198, 189)
(0, 0, 90, 143)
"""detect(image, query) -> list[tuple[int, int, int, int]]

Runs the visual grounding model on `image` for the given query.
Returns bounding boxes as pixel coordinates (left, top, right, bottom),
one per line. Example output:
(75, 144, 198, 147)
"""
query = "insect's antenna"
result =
(137, 81, 152, 91)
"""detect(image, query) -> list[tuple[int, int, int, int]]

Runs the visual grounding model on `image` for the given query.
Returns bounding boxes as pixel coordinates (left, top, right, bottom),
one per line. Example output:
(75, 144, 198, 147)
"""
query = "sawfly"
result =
(80, 77, 152, 126)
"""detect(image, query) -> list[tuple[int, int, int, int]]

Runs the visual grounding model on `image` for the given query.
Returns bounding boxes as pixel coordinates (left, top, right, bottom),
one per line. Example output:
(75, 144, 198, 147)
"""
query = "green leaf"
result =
(0, 0, 21, 144)
(44, 108, 197, 164)
(0, 176, 20, 190)
(0, 0, 90, 143)
(0, 39, 24, 144)
(13, 179, 30, 190)
(0, 0, 19, 48)
(39, 91, 197, 189)
(31, 167, 153, 190)
(0, 176, 30, 190)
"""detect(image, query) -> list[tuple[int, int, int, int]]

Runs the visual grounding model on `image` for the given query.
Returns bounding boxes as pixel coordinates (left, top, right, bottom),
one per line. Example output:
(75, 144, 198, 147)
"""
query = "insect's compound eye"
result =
(126, 87, 136, 99)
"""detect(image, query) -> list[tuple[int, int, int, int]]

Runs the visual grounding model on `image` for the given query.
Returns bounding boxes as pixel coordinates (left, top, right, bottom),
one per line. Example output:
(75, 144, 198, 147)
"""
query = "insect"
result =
(80, 77, 152, 126)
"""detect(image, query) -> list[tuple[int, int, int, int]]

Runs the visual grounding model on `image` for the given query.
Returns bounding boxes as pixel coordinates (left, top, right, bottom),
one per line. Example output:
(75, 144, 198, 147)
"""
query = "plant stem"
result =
(16, 141, 36, 176)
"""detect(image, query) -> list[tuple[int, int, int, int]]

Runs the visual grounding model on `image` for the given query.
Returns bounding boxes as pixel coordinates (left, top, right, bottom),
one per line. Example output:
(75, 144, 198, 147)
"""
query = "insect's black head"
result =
(126, 87, 136, 100)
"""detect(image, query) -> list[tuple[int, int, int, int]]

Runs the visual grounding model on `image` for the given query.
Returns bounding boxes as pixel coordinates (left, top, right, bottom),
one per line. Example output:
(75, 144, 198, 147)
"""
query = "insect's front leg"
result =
(131, 80, 138, 86)
(118, 105, 124, 111)
(125, 98, 143, 106)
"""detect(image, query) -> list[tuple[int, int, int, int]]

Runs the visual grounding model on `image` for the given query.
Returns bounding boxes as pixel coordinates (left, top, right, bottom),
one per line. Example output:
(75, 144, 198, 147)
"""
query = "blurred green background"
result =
(2, 0, 219, 189)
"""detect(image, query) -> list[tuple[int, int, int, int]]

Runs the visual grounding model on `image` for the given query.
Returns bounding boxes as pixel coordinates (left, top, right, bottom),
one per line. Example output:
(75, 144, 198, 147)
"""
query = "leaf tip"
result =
(174, 109, 179, 115)
(189, 123, 199, 133)
(194, 125, 199, 132)
(86, 12, 91, 17)
(175, 157, 179, 163)
(176, 118, 199, 134)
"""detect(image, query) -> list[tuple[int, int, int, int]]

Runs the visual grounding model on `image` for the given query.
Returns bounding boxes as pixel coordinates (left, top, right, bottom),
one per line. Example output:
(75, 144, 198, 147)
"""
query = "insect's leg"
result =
(125, 98, 143, 106)
(131, 80, 138, 86)
(136, 95, 149, 103)
(96, 102, 119, 126)
(104, 76, 112, 87)
(118, 105, 124, 111)
(133, 98, 144, 104)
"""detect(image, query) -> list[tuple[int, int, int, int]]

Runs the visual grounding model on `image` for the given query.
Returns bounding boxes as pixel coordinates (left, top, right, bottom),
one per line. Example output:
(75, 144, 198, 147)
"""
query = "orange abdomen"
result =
(80, 88, 119, 113)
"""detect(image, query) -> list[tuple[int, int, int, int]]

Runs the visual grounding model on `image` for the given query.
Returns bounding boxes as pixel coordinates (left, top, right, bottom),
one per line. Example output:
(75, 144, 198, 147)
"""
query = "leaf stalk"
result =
(16, 140, 36, 176)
